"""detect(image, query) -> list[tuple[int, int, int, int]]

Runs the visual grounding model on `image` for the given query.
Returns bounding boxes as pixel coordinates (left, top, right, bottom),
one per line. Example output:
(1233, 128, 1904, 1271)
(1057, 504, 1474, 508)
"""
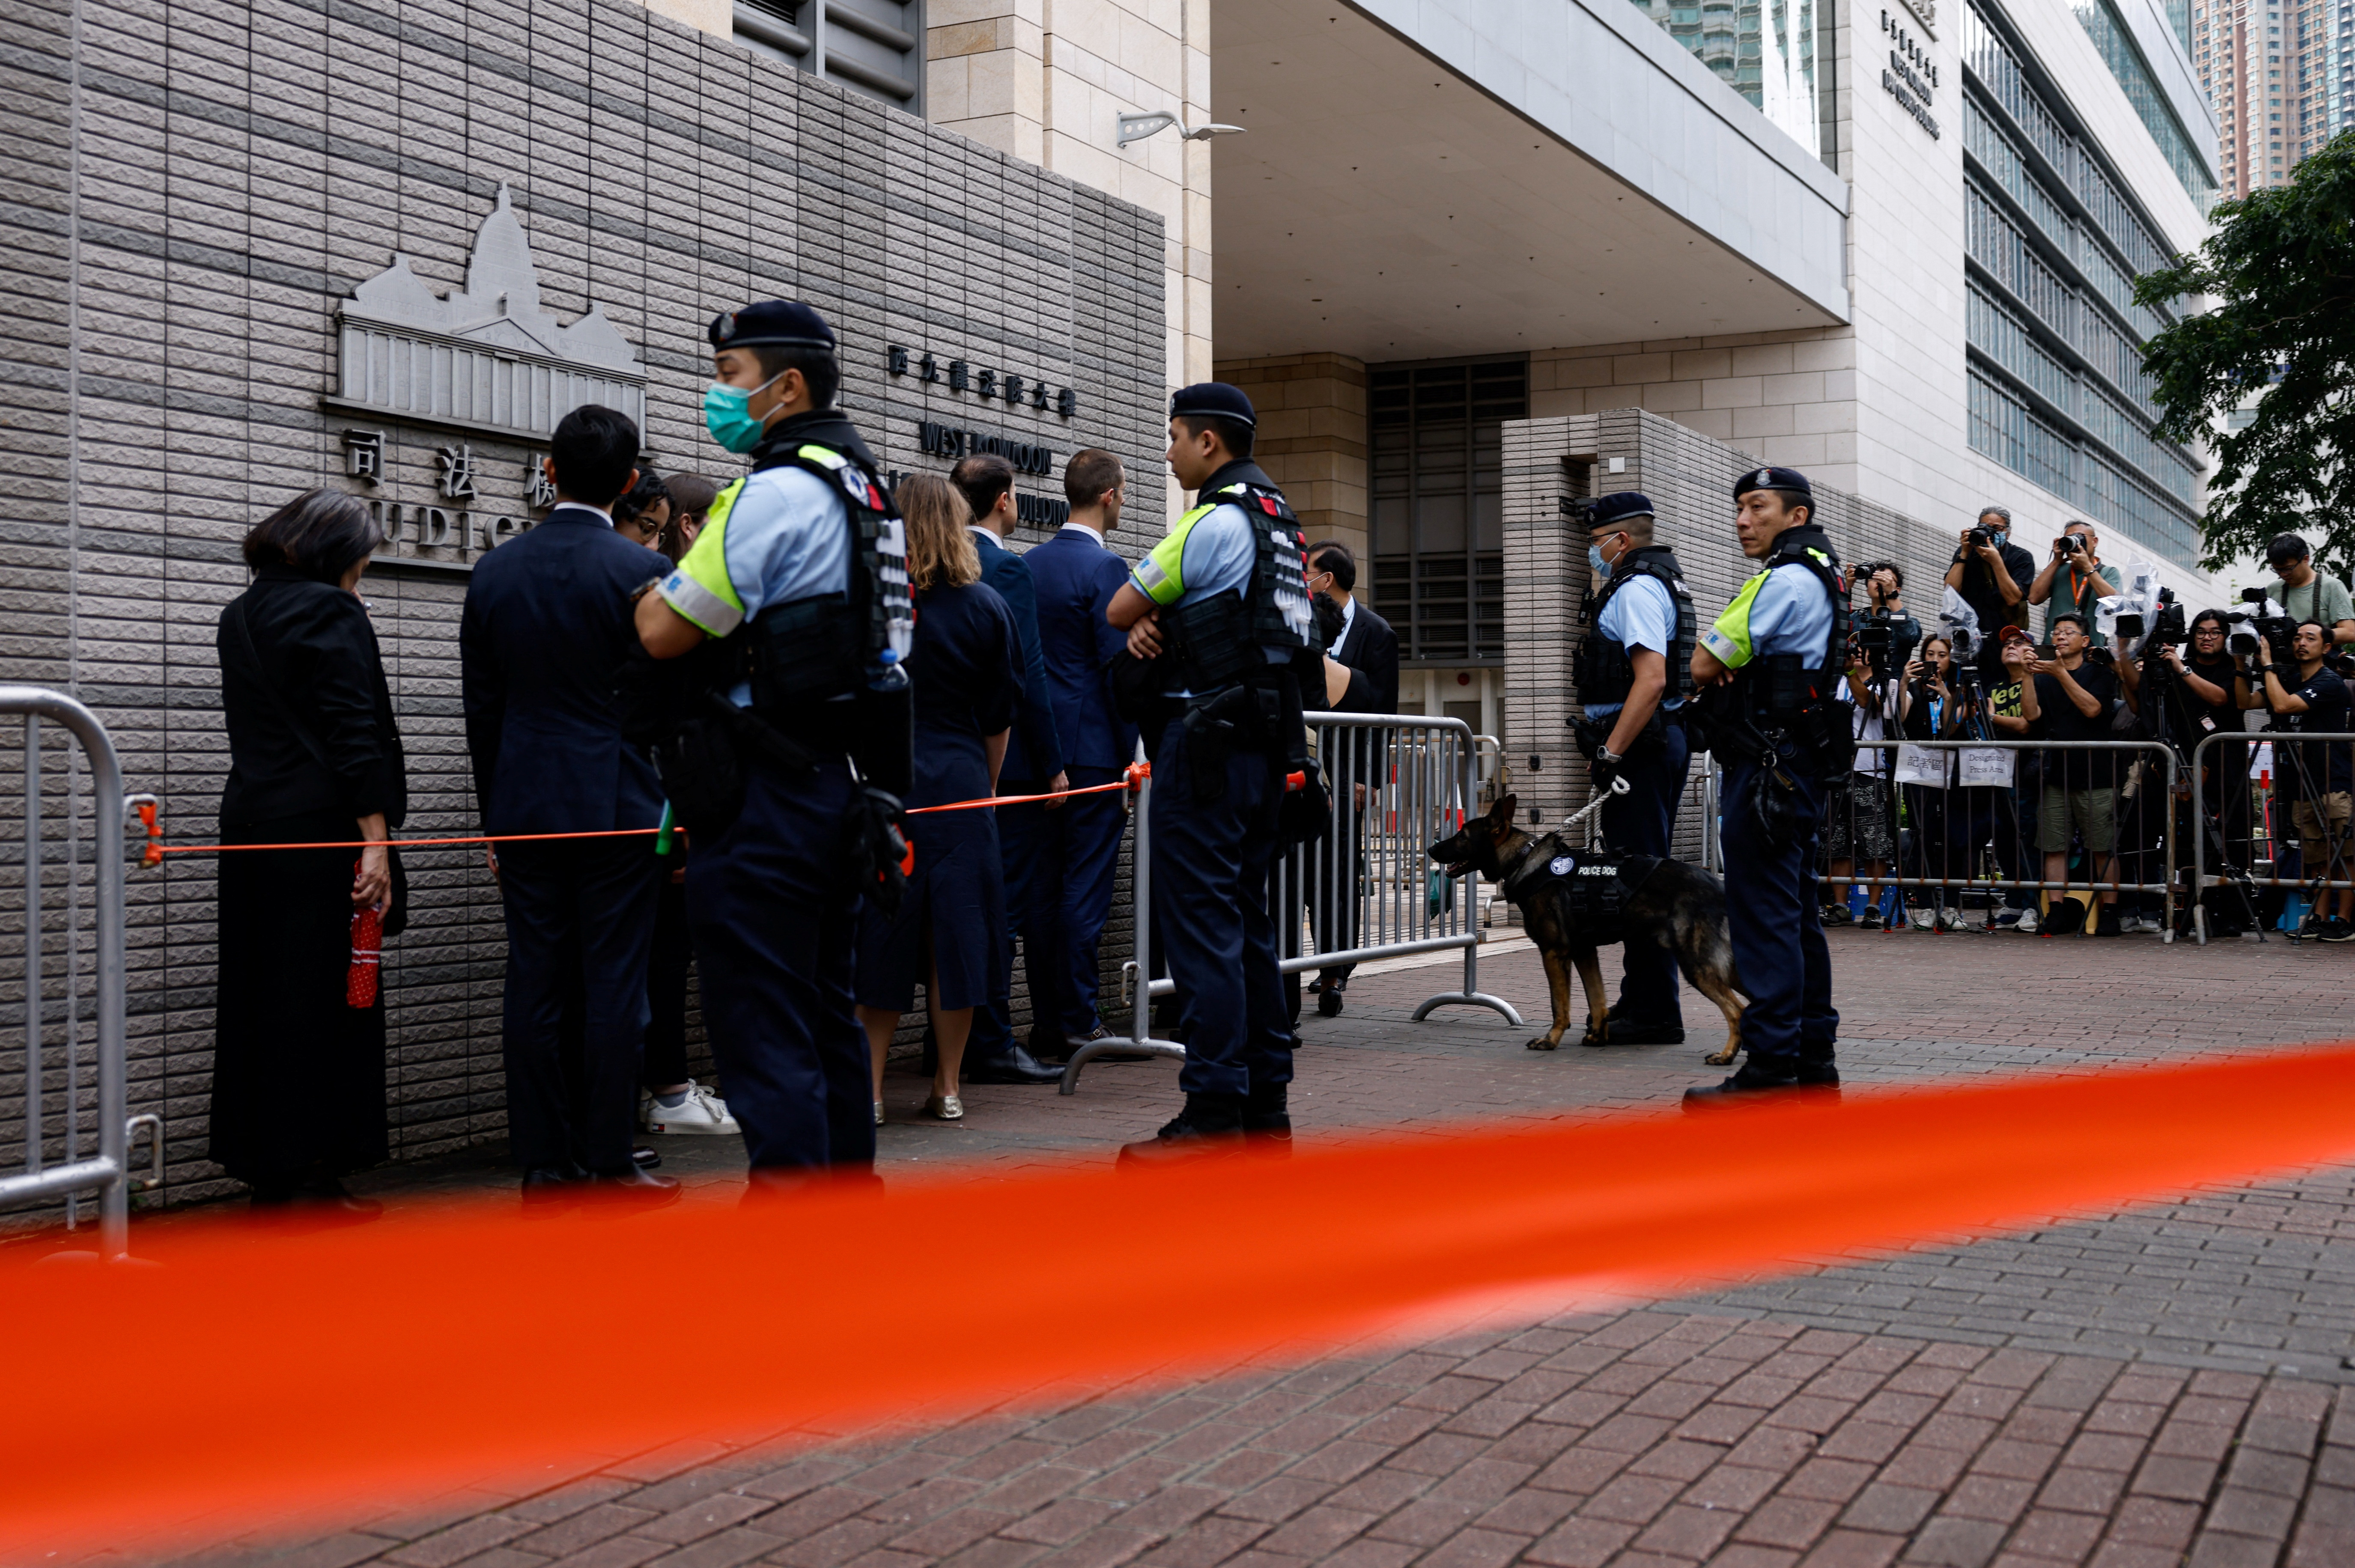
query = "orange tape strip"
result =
(149, 776, 1144, 854)
(11, 1045, 2355, 1554)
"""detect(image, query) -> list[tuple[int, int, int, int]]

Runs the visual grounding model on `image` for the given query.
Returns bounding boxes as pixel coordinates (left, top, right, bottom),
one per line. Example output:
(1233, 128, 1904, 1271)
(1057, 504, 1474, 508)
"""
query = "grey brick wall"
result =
(0, 0, 1165, 1211)
(1503, 408, 1954, 863)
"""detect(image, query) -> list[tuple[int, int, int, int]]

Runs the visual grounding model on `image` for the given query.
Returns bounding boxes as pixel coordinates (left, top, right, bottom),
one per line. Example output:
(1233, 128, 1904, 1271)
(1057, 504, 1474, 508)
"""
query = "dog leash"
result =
(1554, 774, 1631, 833)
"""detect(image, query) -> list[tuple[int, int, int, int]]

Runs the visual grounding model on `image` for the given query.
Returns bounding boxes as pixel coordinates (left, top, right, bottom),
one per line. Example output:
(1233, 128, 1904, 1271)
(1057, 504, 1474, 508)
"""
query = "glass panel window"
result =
(1367, 358, 1528, 664)
(1629, 0, 1825, 158)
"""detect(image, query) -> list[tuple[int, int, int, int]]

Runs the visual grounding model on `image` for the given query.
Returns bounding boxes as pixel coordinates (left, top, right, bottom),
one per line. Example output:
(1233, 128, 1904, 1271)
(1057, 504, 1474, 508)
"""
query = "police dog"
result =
(1428, 794, 1747, 1064)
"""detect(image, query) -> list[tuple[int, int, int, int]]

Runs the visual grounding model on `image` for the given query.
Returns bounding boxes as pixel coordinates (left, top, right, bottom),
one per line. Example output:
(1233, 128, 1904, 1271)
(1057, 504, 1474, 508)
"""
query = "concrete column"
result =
(927, 0, 1049, 165)
(1212, 352, 1368, 556)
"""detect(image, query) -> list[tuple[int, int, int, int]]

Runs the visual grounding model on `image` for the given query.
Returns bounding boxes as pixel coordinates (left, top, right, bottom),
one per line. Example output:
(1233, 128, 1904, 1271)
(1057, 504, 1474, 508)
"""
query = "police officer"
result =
(632, 300, 914, 1184)
(1572, 492, 1695, 1045)
(1686, 467, 1846, 1103)
(1105, 383, 1322, 1163)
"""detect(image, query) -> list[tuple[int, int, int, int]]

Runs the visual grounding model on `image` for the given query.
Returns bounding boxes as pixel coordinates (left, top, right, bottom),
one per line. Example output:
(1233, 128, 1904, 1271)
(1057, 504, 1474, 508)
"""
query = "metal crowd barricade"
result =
(1061, 713, 1523, 1094)
(1693, 739, 2180, 934)
(2188, 730, 2355, 944)
(0, 686, 153, 1257)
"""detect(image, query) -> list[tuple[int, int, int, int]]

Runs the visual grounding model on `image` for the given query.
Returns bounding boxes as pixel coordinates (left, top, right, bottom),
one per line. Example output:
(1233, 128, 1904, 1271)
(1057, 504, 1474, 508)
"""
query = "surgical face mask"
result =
(1988, 529, 2008, 546)
(1588, 544, 1612, 580)
(704, 370, 787, 454)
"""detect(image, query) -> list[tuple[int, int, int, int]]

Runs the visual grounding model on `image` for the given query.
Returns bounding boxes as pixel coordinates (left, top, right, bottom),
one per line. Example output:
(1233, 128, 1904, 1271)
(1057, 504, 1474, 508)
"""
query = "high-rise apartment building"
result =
(2196, 0, 2353, 197)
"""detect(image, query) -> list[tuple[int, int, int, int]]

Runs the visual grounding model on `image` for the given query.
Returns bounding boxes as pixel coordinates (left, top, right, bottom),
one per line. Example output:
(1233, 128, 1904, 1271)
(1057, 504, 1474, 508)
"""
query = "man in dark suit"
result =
(1022, 449, 1140, 1053)
(1303, 540, 1399, 1017)
(951, 453, 1069, 1085)
(461, 404, 678, 1203)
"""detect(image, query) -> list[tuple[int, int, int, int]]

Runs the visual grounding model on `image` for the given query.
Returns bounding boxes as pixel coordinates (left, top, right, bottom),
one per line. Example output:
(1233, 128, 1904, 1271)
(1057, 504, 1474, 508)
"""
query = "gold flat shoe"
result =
(924, 1094, 963, 1121)
(873, 1100, 885, 1128)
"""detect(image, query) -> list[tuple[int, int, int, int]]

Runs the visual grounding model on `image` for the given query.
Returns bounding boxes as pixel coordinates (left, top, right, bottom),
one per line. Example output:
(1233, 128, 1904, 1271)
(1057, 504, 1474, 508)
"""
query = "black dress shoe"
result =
(1683, 1061, 1838, 1108)
(1118, 1093, 1248, 1167)
(521, 1164, 587, 1208)
(963, 1045, 1066, 1085)
(1243, 1083, 1292, 1151)
(1604, 1018, 1685, 1045)
(1317, 988, 1345, 1018)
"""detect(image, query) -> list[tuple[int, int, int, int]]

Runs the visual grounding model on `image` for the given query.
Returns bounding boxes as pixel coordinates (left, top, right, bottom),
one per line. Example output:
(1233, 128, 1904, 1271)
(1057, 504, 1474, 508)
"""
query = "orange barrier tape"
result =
(145, 771, 1149, 855)
(16, 1044, 2355, 1555)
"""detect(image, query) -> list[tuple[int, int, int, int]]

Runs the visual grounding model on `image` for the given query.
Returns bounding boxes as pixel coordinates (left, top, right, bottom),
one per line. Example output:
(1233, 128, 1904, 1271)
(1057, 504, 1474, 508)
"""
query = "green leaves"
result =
(2137, 131, 2355, 574)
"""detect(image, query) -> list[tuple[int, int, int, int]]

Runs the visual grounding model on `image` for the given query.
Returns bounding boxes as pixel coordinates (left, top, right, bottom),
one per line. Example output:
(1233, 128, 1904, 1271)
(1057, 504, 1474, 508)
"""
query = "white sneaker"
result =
(643, 1080, 739, 1136)
(1908, 907, 1935, 931)
(2016, 907, 2039, 934)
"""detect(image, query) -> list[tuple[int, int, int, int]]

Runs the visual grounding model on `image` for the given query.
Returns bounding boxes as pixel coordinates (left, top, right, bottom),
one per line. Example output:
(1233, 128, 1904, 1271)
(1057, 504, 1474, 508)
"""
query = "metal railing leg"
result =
(1063, 753, 1183, 1095)
(1413, 726, 1523, 1026)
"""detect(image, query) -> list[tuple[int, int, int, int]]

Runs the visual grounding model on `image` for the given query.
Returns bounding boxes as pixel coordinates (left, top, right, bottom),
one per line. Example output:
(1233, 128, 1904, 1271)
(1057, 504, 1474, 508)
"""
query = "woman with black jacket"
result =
(211, 489, 405, 1214)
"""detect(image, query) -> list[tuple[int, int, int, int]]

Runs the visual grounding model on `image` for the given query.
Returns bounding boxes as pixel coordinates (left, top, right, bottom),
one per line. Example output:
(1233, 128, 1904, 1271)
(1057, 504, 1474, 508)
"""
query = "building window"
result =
(1627, 0, 1835, 166)
(2068, 0, 2218, 202)
(1368, 358, 1527, 665)
(734, 0, 924, 110)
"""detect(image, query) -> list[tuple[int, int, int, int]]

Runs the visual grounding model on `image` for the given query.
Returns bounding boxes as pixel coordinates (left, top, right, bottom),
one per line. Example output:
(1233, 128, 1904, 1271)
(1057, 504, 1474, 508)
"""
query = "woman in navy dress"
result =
(854, 475, 1024, 1124)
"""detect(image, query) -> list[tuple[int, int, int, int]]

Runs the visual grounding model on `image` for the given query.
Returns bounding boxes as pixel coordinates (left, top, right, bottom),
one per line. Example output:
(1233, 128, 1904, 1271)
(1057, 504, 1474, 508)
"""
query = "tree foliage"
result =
(2137, 131, 2355, 574)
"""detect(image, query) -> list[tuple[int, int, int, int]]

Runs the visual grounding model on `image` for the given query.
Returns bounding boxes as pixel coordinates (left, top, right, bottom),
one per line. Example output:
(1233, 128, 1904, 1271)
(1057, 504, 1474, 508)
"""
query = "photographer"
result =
(1823, 639, 1904, 928)
(2115, 607, 2259, 935)
(1945, 506, 2036, 678)
(2255, 620, 2355, 940)
(1985, 628, 2045, 932)
(1898, 636, 1974, 930)
(1855, 561, 1922, 672)
(2262, 534, 2355, 646)
(2027, 522, 2122, 647)
(2018, 612, 2123, 935)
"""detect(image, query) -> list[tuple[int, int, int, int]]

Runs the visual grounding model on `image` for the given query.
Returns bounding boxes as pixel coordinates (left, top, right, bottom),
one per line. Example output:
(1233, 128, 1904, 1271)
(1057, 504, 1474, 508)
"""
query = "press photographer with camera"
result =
(2115, 608, 2257, 936)
(2254, 620, 2355, 940)
(1944, 506, 2036, 678)
(1856, 561, 1921, 675)
(2027, 522, 2121, 648)
(2017, 611, 2123, 935)
(1897, 636, 1975, 930)
(1823, 632, 1904, 928)
(1984, 628, 2046, 932)
(2262, 534, 2355, 647)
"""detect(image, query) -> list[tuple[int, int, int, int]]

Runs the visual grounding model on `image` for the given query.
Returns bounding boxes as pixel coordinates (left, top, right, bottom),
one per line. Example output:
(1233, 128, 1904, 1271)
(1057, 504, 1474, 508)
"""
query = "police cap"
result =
(709, 300, 837, 352)
(1169, 381, 1257, 429)
(1589, 491, 1654, 529)
(1734, 465, 1813, 504)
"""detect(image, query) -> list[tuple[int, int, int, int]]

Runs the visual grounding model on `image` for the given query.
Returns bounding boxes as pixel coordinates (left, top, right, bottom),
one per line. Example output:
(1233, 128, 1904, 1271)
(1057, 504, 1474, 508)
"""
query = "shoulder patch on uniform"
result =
(1548, 854, 1575, 877)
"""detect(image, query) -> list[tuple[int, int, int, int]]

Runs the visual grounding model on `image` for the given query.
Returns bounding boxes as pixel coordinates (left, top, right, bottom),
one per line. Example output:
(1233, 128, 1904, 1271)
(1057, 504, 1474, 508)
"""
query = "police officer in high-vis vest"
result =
(1572, 492, 1696, 1045)
(1106, 383, 1324, 1164)
(1686, 466, 1846, 1104)
(633, 300, 915, 1184)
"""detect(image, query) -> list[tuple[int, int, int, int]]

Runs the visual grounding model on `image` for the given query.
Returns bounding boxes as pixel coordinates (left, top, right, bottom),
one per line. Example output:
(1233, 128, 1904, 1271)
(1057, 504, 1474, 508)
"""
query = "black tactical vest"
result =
(1163, 479, 1325, 694)
(1573, 545, 1698, 706)
(1732, 524, 1849, 725)
(737, 442, 915, 714)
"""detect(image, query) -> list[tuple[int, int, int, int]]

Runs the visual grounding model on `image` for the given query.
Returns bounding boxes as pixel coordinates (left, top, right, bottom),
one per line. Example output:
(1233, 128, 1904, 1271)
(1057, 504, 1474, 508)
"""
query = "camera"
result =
(2115, 603, 2188, 648)
(1965, 527, 1991, 549)
(2055, 533, 2085, 555)
(2229, 586, 2297, 666)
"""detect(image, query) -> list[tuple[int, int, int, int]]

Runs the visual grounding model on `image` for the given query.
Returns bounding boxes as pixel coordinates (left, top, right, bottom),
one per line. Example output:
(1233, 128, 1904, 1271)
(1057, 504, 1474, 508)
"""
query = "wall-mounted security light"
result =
(1117, 111, 1246, 148)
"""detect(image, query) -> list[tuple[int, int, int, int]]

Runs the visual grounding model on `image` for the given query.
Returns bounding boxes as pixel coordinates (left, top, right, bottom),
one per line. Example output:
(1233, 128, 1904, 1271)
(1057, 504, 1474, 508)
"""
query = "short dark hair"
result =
(2191, 609, 2230, 635)
(612, 470, 671, 527)
(1173, 412, 1254, 461)
(242, 488, 384, 581)
(1867, 560, 1904, 590)
(1064, 448, 1125, 509)
(2050, 610, 2090, 633)
(2268, 532, 2311, 566)
(952, 454, 1016, 524)
(1308, 539, 1357, 592)
(750, 344, 840, 412)
(550, 405, 641, 506)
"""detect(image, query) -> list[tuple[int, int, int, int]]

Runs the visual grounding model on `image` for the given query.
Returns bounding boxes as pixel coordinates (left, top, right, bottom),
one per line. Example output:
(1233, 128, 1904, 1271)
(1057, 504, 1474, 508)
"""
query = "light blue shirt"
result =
(1748, 560, 1838, 661)
(657, 463, 850, 706)
(1588, 573, 1687, 720)
(1132, 500, 1255, 608)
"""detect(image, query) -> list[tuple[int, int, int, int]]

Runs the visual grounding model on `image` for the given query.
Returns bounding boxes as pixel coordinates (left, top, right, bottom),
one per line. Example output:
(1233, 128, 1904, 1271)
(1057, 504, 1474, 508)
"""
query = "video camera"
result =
(2114, 601, 2188, 649)
(2227, 586, 2296, 664)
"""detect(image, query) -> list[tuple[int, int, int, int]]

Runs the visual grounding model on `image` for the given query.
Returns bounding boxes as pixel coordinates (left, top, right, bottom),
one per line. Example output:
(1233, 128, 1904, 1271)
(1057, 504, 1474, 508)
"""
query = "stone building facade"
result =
(1, 0, 1166, 1206)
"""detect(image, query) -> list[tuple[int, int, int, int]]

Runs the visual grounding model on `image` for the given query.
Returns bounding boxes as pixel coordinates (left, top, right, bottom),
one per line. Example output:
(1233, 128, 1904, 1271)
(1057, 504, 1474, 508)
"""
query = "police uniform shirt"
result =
(1699, 557, 1836, 669)
(1587, 572, 1688, 721)
(656, 464, 851, 704)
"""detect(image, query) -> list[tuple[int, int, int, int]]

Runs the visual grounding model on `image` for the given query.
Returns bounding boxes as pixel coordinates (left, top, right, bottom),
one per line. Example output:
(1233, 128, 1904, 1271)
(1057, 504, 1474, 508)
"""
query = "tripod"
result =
(2136, 643, 2265, 942)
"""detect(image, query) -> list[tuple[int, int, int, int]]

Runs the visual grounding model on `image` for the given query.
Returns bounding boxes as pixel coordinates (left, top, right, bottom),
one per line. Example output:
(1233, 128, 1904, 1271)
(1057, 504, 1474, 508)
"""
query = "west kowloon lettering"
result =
(917, 421, 1056, 476)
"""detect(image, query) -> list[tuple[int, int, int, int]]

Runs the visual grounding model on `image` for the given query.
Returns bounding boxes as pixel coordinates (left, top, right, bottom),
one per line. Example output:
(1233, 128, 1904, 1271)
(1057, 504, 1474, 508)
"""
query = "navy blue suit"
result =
(967, 530, 1070, 1059)
(1021, 525, 1139, 1038)
(461, 504, 670, 1175)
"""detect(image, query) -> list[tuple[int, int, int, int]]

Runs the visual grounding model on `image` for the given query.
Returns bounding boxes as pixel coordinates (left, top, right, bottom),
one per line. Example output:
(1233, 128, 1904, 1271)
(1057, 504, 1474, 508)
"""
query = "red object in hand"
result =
(347, 856, 382, 1009)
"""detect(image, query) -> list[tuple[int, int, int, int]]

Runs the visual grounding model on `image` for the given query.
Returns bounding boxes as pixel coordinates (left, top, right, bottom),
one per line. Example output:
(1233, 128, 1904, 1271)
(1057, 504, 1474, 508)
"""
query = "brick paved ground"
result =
(89, 927, 2355, 1568)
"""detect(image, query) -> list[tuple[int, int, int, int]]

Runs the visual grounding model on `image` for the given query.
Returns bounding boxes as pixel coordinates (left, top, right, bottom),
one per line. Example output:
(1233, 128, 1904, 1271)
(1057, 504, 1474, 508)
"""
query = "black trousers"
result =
(643, 861, 694, 1087)
(1600, 721, 1688, 1023)
(499, 836, 660, 1175)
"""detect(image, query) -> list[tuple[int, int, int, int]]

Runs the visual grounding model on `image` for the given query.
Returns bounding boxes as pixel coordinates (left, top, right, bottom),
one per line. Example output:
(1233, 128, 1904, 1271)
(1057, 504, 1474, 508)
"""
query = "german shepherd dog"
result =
(1428, 794, 1749, 1064)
